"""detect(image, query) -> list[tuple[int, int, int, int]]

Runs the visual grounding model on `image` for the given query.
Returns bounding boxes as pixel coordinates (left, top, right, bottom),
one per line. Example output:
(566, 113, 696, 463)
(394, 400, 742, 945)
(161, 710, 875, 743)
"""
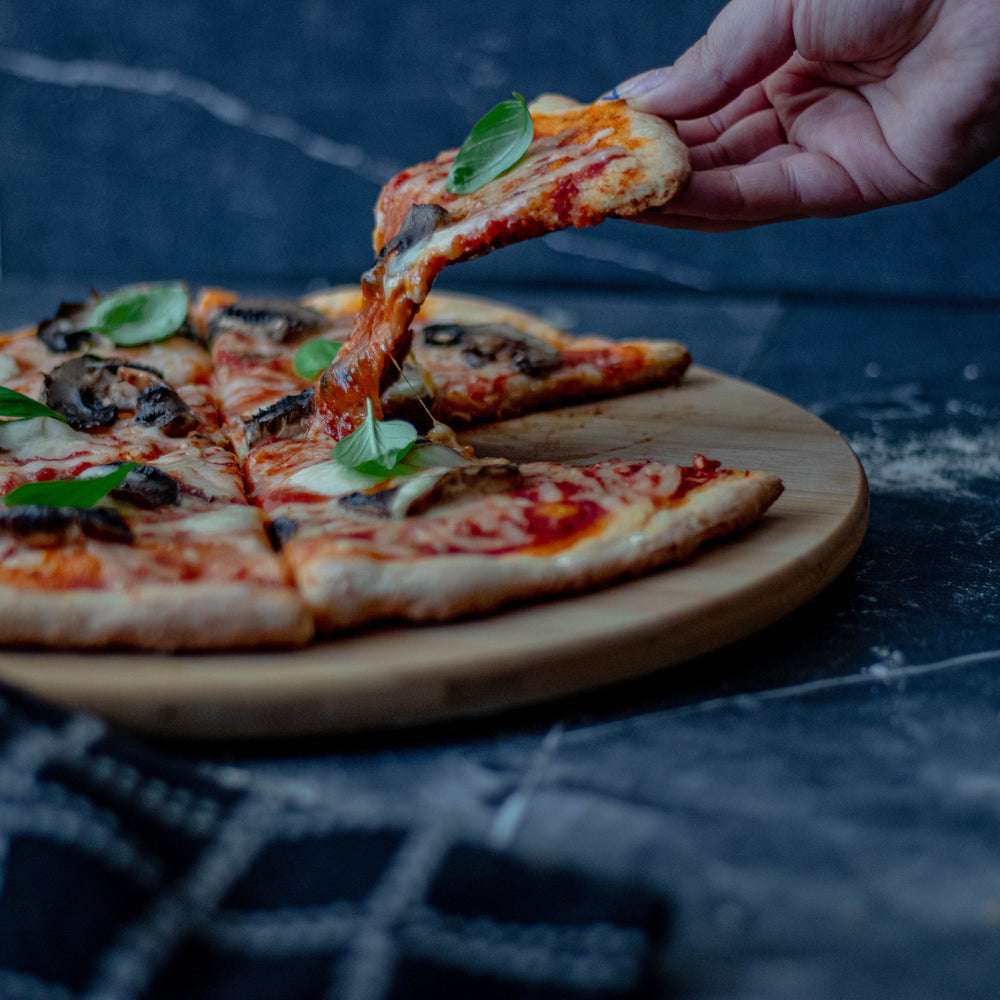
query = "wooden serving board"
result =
(0, 367, 868, 738)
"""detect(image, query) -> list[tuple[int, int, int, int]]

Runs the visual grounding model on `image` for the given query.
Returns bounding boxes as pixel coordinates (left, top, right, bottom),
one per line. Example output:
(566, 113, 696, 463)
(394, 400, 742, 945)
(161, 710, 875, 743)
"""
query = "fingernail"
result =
(613, 69, 669, 101)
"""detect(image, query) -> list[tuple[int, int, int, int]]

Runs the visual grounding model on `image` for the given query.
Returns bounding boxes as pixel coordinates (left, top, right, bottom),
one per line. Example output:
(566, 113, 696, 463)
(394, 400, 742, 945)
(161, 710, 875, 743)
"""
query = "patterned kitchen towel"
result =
(0, 683, 669, 999)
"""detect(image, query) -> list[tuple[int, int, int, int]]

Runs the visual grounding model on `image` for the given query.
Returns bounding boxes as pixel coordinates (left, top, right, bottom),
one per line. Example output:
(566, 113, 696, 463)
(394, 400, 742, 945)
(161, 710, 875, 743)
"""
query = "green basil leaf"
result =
(90, 283, 190, 346)
(3, 462, 138, 509)
(445, 92, 534, 195)
(396, 440, 469, 473)
(332, 399, 418, 477)
(293, 338, 343, 379)
(0, 386, 68, 423)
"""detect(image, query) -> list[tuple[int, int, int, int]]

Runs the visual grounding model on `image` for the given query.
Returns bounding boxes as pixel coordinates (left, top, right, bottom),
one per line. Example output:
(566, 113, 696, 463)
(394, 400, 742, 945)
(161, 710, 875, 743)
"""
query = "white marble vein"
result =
(543, 229, 717, 292)
(566, 648, 1000, 744)
(488, 721, 567, 848)
(0, 47, 401, 185)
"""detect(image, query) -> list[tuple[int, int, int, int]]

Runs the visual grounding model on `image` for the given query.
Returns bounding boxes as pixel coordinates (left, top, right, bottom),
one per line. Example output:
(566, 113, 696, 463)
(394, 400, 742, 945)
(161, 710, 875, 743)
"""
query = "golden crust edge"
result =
(295, 470, 783, 632)
(0, 583, 314, 651)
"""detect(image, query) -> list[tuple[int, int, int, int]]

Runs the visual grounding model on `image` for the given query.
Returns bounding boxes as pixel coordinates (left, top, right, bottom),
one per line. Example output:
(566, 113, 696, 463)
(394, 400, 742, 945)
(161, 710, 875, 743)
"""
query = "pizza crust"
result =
(527, 93, 691, 217)
(291, 470, 782, 631)
(0, 582, 313, 651)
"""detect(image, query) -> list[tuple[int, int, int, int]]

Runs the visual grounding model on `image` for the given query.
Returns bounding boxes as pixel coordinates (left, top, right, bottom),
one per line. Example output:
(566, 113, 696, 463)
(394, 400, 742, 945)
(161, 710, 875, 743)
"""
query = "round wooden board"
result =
(0, 367, 868, 739)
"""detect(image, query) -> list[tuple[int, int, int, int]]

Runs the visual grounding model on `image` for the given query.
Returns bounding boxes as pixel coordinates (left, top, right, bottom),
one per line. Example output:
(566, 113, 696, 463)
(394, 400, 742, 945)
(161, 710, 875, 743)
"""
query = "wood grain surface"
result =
(0, 367, 868, 738)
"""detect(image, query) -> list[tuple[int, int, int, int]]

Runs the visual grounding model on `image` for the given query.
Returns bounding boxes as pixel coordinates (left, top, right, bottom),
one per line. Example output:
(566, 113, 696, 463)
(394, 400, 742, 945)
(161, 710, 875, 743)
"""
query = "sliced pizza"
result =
(0, 286, 312, 650)
(315, 94, 691, 440)
(195, 286, 690, 459)
(262, 452, 782, 632)
(306, 287, 690, 429)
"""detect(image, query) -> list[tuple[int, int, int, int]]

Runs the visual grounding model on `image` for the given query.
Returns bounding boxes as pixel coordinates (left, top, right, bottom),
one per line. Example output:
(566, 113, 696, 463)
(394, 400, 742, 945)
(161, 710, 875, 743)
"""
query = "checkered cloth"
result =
(0, 684, 668, 999)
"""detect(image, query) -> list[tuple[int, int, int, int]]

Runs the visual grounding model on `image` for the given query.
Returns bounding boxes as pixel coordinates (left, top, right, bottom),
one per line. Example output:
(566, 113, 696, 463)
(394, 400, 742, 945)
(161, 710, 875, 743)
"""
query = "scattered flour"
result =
(848, 424, 1000, 497)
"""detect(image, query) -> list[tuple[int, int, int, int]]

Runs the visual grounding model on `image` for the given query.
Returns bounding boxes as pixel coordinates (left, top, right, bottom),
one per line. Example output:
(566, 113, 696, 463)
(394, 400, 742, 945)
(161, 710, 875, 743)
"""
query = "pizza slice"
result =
(197, 285, 690, 459)
(259, 451, 782, 632)
(371, 93, 690, 251)
(0, 286, 312, 649)
(305, 287, 690, 429)
(314, 94, 691, 440)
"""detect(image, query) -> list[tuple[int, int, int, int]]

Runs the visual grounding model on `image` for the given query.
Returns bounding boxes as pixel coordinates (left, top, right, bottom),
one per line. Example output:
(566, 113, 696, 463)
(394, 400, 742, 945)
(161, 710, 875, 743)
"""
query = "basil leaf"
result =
(293, 338, 343, 379)
(3, 462, 138, 509)
(445, 92, 534, 195)
(396, 440, 469, 472)
(332, 399, 418, 477)
(90, 283, 190, 346)
(0, 386, 68, 423)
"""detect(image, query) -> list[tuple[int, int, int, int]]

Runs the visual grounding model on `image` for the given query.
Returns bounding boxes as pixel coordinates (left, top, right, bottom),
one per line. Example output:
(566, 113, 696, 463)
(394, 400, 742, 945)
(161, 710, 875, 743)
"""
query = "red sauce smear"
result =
(673, 455, 724, 500)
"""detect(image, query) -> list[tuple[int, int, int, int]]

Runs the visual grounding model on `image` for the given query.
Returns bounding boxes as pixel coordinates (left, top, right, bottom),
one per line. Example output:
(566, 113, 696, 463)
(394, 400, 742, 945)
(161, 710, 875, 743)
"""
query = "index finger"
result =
(613, 0, 797, 120)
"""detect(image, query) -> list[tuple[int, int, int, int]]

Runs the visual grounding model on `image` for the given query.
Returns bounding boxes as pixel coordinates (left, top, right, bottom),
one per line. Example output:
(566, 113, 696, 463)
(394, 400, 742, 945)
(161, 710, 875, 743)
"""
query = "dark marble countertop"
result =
(0, 274, 997, 998)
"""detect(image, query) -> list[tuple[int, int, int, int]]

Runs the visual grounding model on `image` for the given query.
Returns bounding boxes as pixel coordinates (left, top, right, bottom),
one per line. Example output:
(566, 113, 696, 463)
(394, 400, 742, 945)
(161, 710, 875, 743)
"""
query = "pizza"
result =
(371, 94, 691, 253)
(0, 281, 780, 649)
(316, 94, 691, 440)
(200, 285, 691, 454)
(0, 94, 784, 652)
(0, 289, 311, 649)
(264, 455, 781, 632)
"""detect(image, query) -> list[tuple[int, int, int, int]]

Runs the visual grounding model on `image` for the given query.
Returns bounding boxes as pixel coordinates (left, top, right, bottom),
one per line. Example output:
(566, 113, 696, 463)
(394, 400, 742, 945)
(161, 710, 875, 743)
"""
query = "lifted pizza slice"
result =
(315, 95, 691, 440)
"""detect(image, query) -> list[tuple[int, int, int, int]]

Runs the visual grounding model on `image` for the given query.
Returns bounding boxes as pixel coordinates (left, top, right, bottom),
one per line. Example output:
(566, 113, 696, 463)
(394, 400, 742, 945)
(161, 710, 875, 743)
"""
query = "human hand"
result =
(611, 0, 1000, 231)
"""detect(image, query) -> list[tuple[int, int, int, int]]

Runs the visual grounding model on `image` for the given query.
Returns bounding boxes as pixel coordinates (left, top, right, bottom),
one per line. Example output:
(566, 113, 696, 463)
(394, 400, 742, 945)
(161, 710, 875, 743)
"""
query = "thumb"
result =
(611, 0, 796, 119)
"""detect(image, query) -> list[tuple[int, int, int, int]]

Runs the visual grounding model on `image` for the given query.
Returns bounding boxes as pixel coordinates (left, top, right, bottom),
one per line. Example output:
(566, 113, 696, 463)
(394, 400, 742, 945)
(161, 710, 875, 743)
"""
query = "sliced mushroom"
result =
(421, 322, 562, 376)
(242, 388, 316, 448)
(374, 204, 452, 266)
(36, 301, 96, 353)
(84, 462, 181, 509)
(0, 505, 133, 547)
(42, 354, 198, 435)
(267, 516, 299, 549)
(338, 462, 523, 519)
(209, 298, 329, 344)
(133, 385, 199, 436)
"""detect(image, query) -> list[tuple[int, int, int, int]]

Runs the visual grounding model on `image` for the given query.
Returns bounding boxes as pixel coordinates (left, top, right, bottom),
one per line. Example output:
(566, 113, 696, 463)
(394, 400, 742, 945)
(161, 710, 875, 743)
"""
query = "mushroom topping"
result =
(242, 388, 316, 449)
(42, 355, 198, 435)
(338, 461, 523, 519)
(132, 385, 199, 436)
(376, 204, 452, 265)
(421, 322, 562, 376)
(209, 298, 330, 344)
(36, 302, 96, 353)
(0, 505, 133, 547)
(267, 516, 299, 549)
(83, 462, 181, 509)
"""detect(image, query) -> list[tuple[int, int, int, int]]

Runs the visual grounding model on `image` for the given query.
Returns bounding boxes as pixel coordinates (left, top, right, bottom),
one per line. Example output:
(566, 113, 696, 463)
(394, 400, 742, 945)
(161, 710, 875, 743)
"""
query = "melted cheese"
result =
(0, 416, 85, 461)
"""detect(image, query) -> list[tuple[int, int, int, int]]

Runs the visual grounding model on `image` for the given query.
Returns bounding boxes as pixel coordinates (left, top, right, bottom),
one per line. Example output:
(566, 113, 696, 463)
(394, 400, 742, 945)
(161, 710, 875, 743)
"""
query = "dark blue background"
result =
(1, 0, 997, 300)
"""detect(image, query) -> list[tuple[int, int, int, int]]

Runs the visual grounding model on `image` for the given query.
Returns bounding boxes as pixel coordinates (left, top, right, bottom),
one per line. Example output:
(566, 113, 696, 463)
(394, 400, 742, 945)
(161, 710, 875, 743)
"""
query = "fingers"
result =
(612, 0, 796, 120)
(643, 150, 867, 229)
(672, 83, 773, 148)
(679, 91, 787, 171)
